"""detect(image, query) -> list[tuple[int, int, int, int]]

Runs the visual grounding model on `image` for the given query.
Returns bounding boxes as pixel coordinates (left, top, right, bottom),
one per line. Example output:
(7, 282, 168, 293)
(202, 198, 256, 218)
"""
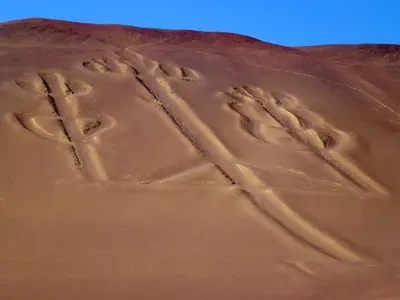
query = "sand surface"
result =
(1, 18, 400, 299)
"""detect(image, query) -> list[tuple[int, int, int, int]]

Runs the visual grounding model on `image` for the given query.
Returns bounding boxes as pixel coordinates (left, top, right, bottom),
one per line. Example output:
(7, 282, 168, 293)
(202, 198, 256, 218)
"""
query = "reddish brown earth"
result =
(1, 18, 400, 299)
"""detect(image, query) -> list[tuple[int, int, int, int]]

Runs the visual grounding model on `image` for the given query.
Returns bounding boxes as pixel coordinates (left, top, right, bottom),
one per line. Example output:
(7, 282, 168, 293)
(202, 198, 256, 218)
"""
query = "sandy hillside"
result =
(1, 18, 400, 299)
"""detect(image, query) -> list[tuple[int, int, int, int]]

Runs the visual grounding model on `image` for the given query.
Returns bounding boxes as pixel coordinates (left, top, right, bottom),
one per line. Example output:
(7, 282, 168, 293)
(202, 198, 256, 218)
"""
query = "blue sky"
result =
(1, 0, 399, 46)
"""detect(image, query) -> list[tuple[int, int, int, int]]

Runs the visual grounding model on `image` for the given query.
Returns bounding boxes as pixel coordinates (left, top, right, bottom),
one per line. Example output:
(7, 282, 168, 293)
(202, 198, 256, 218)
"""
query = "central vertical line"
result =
(39, 74, 82, 170)
(135, 73, 368, 263)
(39, 73, 109, 183)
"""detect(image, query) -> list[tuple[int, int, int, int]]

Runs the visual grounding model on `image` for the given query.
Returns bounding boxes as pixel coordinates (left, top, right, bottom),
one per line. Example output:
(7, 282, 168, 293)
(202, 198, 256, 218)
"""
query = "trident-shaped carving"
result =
(13, 72, 115, 182)
(223, 85, 387, 195)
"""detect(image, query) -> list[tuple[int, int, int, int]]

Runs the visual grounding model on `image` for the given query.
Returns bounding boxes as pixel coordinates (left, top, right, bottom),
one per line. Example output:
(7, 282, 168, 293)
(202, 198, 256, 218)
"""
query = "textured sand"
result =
(1, 18, 400, 299)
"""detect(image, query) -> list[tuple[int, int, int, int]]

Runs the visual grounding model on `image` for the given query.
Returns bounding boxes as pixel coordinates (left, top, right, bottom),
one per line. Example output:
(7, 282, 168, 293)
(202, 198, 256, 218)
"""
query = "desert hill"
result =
(0, 18, 400, 299)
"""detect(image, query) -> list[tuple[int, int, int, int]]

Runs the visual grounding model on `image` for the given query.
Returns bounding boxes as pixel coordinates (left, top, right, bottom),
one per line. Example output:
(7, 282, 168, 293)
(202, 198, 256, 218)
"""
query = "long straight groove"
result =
(38, 75, 83, 169)
(38, 73, 108, 182)
(139, 74, 369, 263)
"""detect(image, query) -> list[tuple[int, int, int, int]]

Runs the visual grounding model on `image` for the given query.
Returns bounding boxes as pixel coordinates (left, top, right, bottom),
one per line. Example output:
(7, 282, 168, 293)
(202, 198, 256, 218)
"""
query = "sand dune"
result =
(1, 18, 400, 299)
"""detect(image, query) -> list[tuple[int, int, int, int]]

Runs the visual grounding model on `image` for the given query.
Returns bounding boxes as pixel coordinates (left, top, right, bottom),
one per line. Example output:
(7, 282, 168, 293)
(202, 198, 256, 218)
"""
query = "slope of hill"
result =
(1, 18, 400, 299)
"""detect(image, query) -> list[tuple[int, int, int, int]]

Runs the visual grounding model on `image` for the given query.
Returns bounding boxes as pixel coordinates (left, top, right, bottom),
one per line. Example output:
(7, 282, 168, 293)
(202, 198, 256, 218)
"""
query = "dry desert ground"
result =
(1, 18, 400, 299)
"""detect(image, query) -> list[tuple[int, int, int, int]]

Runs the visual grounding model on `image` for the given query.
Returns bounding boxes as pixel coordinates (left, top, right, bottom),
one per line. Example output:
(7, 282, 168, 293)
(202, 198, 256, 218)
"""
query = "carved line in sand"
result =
(12, 72, 115, 182)
(81, 49, 373, 263)
(222, 86, 387, 196)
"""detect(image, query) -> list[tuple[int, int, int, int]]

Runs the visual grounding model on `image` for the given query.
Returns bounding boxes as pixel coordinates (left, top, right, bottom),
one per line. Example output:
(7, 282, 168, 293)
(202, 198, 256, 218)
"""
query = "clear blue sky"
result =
(1, 0, 399, 46)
